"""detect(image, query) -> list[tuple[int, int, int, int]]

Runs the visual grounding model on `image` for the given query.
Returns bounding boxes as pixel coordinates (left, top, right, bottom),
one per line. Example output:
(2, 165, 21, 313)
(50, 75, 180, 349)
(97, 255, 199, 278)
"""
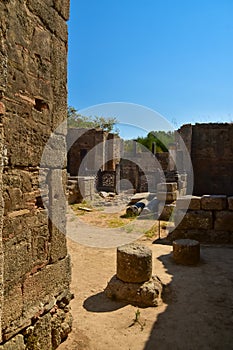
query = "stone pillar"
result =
(117, 243, 152, 283)
(105, 243, 163, 307)
(173, 239, 200, 265)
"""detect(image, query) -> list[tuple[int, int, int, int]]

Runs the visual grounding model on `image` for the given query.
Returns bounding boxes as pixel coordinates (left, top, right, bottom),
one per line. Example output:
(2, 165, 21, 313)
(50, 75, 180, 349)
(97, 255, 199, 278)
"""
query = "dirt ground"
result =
(58, 232, 233, 350)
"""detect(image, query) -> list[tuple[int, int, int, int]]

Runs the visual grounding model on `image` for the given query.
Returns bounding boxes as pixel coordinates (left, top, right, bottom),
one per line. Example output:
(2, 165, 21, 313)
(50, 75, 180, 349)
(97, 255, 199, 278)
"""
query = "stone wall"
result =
(67, 128, 121, 176)
(178, 123, 233, 196)
(169, 195, 233, 243)
(0, 1, 71, 348)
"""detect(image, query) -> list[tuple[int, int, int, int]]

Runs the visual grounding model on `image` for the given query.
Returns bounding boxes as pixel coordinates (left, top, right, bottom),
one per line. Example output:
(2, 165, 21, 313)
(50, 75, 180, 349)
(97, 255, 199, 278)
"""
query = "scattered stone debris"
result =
(78, 206, 93, 212)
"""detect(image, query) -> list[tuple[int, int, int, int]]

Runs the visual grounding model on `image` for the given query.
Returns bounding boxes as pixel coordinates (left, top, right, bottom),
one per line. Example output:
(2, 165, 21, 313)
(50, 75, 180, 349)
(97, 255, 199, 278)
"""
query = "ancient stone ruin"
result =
(105, 243, 163, 307)
(0, 1, 72, 348)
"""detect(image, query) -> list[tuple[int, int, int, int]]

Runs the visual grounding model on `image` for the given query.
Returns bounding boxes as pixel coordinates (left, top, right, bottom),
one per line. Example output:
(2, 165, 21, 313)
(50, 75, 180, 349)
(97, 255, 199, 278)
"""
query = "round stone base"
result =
(104, 274, 163, 307)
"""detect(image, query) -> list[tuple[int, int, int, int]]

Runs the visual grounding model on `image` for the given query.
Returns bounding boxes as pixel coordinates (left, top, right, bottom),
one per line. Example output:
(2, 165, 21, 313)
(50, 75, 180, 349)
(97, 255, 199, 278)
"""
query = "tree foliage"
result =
(136, 131, 175, 153)
(67, 106, 118, 133)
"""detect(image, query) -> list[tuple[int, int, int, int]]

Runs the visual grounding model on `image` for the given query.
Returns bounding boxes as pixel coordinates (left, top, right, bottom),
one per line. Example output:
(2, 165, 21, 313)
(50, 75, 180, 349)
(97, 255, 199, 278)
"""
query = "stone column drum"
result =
(117, 243, 152, 283)
(173, 239, 200, 265)
(105, 243, 163, 307)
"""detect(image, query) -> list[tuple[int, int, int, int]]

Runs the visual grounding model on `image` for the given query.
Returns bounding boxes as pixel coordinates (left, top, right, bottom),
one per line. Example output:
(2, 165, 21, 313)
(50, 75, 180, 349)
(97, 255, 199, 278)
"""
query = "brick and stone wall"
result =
(0, 1, 72, 348)
(169, 195, 233, 243)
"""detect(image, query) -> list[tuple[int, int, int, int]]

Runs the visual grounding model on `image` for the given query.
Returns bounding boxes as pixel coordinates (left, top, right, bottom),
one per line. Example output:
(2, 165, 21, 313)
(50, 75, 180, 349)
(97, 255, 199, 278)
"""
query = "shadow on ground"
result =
(144, 245, 233, 350)
(83, 291, 128, 312)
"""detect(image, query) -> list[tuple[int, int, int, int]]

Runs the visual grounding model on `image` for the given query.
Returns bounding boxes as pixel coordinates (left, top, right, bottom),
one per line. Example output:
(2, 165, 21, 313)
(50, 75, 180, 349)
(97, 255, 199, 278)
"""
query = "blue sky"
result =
(68, 0, 233, 136)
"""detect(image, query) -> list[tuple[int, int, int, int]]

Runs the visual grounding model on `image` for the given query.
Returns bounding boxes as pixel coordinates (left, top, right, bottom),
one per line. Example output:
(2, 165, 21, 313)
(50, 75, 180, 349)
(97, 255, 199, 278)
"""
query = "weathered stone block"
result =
(157, 182, 177, 192)
(173, 239, 200, 265)
(0, 334, 25, 350)
(175, 210, 213, 230)
(40, 134, 66, 169)
(168, 229, 208, 242)
(49, 222, 67, 263)
(27, 0, 68, 42)
(47, 169, 67, 234)
(105, 275, 163, 307)
(117, 243, 152, 283)
(4, 234, 32, 286)
(157, 191, 178, 202)
(201, 195, 227, 210)
(178, 180, 186, 189)
(214, 211, 233, 231)
(2, 284, 23, 330)
(158, 203, 175, 221)
(228, 197, 233, 210)
(23, 255, 71, 319)
(25, 313, 52, 350)
(4, 115, 51, 167)
(176, 196, 201, 210)
(54, 0, 70, 20)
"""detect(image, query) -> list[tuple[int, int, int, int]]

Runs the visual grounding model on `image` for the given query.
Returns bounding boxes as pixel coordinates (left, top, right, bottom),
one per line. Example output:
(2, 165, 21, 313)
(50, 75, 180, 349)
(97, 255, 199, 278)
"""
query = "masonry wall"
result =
(67, 128, 121, 176)
(0, 1, 71, 348)
(179, 123, 233, 196)
(170, 195, 233, 243)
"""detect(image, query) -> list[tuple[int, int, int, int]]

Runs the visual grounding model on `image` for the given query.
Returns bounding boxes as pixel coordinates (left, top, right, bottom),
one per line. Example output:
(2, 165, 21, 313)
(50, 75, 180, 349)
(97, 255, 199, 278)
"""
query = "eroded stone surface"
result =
(117, 243, 152, 283)
(105, 275, 163, 307)
(173, 239, 200, 265)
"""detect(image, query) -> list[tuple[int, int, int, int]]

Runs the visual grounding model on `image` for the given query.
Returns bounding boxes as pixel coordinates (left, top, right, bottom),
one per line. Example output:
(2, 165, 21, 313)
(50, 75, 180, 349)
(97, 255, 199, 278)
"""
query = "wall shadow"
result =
(144, 245, 233, 349)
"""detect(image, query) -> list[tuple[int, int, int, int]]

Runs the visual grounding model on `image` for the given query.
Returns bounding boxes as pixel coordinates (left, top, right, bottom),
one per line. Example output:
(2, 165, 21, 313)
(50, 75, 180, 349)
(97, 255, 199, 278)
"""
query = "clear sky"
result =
(68, 0, 233, 133)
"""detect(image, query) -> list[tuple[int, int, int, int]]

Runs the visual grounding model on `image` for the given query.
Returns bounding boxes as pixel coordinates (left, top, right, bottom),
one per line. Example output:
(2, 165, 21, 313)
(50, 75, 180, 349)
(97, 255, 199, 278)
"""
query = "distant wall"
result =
(0, 1, 71, 348)
(67, 128, 121, 176)
(179, 123, 233, 196)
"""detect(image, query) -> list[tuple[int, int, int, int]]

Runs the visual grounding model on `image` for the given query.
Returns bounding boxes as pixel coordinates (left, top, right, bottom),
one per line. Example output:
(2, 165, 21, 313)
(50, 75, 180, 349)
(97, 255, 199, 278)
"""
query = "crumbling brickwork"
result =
(0, 1, 71, 348)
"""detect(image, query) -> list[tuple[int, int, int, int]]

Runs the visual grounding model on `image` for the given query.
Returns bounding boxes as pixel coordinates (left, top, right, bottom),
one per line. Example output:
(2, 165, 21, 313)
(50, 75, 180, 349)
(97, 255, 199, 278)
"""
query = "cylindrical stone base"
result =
(173, 239, 200, 265)
(117, 243, 152, 283)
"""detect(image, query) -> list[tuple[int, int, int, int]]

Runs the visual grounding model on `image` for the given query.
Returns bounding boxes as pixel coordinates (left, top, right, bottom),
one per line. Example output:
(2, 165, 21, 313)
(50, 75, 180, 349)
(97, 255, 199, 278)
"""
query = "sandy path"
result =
(58, 236, 233, 350)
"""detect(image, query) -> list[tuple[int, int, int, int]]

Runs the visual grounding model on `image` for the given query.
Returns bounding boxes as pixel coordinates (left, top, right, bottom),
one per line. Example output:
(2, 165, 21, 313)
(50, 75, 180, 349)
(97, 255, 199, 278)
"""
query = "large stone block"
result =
(2, 284, 23, 331)
(3, 231, 32, 287)
(105, 275, 163, 307)
(214, 211, 233, 231)
(201, 195, 227, 210)
(175, 210, 213, 230)
(173, 239, 200, 265)
(176, 196, 201, 210)
(47, 169, 67, 234)
(158, 203, 175, 221)
(25, 313, 52, 350)
(157, 191, 178, 202)
(49, 222, 67, 263)
(168, 229, 210, 242)
(117, 243, 152, 283)
(4, 115, 51, 167)
(157, 182, 177, 192)
(40, 134, 66, 169)
(23, 255, 71, 319)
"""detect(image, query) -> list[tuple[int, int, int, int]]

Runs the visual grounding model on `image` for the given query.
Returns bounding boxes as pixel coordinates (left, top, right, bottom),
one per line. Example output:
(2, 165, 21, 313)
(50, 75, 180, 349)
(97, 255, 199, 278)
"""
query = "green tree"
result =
(67, 106, 118, 133)
(136, 131, 175, 153)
